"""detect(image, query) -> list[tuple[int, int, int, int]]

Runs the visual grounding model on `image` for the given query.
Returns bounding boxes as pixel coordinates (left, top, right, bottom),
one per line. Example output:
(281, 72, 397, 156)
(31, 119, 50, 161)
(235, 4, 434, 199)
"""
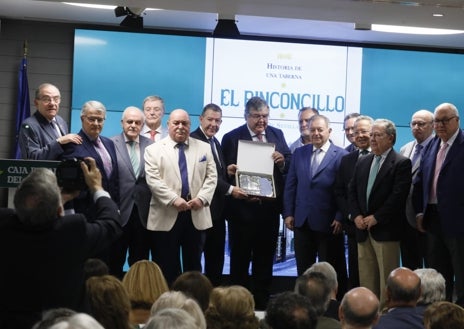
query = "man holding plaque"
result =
(221, 96, 292, 310)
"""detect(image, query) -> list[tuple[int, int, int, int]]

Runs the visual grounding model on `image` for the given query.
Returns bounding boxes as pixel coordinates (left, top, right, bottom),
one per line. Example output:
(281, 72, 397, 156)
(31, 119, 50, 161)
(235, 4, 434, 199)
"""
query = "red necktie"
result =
(150, 130, 157, 141)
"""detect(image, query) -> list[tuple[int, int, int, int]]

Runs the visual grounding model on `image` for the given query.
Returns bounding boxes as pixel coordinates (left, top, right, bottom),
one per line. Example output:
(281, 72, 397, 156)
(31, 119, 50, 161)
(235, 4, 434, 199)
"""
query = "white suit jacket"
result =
(144, 136, 217, 231)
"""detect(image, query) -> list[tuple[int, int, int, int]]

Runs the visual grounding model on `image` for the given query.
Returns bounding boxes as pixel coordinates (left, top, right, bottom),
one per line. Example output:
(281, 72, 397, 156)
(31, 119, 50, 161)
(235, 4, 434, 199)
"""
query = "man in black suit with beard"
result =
(190, 103, 247, 286)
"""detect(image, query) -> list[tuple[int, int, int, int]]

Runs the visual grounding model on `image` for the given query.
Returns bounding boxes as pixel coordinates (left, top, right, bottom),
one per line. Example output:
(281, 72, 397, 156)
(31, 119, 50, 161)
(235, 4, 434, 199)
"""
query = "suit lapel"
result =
(313, 144, 336, 177)
(441, 130, 464, 170)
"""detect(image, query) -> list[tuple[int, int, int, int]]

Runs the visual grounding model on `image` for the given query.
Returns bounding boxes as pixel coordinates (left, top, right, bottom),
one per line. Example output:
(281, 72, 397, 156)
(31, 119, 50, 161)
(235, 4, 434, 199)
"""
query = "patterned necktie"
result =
(177, 143, 189, 199)
(209, 138, 221, 168)
(50, 120, 62, 138)
(311, 148, 322, 177)
(366, 155, 382, 206)
(430, 142, 448, 203)
(411, 144, 423, 169)
(94, 138, 113, 177)
(128, 140, 140, 177)
(255, 134, 264, 142)
(150, 130, 157, 141)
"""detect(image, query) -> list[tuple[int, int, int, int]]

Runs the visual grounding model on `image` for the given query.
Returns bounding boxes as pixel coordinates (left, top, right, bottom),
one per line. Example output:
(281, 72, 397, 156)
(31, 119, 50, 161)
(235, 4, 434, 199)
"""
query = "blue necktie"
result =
(311, 148, 321, 177)
(366, 155, 381, 206)
(411, 144, 423, 169)
(178, 143, 189, 199)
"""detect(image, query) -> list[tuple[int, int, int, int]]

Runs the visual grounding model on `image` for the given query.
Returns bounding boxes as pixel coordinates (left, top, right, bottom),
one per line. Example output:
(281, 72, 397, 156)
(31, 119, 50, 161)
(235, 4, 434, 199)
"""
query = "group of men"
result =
(6, 81, 464, 317)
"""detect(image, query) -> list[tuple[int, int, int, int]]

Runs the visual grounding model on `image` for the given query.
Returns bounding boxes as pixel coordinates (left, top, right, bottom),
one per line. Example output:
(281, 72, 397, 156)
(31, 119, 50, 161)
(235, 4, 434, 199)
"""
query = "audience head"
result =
(151, 291, 206, 329)
(143, 95, 165, 130)
(48, 313, 104, 329)
(168, 109, 191, 143)
(353, 115, 374, 150)
(265, 291, 317, 329)
(244, 96, 269, 136)
(121, 106, 144, 141)
(32, 308, 77, 329)
(295, 271, 332, 316)
(85, 275, 132, 329)
(145, 308, 198, 329)
(14, 168, 62, 226)
(83, 258, 109, 282)
(298, 107, 319, 141)
(199, 103, 223, 138)
(304, 261, 338, 298)
(309, 115, 332, 149)
(385, 267, 421, 308)
(370, 118, 396, 155)
(80, 100, 106, 139)
(424, 301, 464, 329)
(344, 113, 361, 144)
(34, 83, 61, 121)
(434, 102, 460, 142)
(339, 287, 379, 329)
(410, 109, 434, 143)
(414, 268, 446, 306)
(205, 285, 259, 329)
(171, 271, 213, 312)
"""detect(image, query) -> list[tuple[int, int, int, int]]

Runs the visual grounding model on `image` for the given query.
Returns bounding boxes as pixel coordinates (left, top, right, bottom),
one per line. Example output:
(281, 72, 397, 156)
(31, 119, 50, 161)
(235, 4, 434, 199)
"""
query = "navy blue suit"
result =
(373, 307, 424, 329)
(190, 127, 230, 286)
(221, 124, 291, 309)
(413, 131, 464, 305)
(19, 111, 68, 160)
(283, 142, 347, 276)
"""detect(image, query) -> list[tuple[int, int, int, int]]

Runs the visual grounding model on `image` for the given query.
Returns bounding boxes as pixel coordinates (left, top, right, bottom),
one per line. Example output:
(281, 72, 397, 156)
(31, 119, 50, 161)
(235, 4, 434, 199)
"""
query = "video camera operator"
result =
(0, 157, 122, 329)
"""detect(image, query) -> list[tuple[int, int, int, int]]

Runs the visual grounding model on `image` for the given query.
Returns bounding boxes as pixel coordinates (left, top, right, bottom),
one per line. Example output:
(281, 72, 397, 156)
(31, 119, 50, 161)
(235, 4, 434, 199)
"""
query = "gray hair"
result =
(373, 118, 396, 145)
(14, 168, 61, 226)
(354, 115, 374, 127)
(35, 83, 60, 99)
(80, 100, 106, 117)
(244, 96, 269, 117)
(304, 261, 338, 293)
(295, 271, 331, 316)
(143, 95, 165, 111)
(414, 268, 446, 305)
(121, 106, 145, 122)
(48, 313, 104, 329)
(146, 308, 197, 329)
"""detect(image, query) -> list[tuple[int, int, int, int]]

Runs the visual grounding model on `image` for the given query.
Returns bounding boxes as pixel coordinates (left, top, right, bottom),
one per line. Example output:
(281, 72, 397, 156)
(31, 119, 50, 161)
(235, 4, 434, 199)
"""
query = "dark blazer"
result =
(335, 150, 362, 221)
(283, 142, 347, 233)
(345, 143, 357, 153)
(413, 131, 464, 236)
(190, 127, 230, 221)
(61, 130, 120, 217)
(111, 133, 153, 227)
(0, 196, 122, 329)
(221, 124, 291, 218)
(373, 307, 424, 329)
(19, 111, 68, 160)
(349, 149, 411, 242)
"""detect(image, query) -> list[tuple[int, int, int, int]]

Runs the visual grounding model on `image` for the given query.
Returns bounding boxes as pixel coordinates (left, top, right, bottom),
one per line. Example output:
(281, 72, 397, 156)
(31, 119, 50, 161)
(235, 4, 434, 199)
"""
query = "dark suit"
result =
(283, 142, 348, 283)
(190, 127, 230, 286)
(335, 150, 366, 290)
(373, 307, 423, 329)
(221, 124, 291, 309)
(19, 111, 68, 160)
(413, 131, 464, 305)
(0, 196, 121, 329)
(110, 133, 153, 277)
(349, 149, 411, 301)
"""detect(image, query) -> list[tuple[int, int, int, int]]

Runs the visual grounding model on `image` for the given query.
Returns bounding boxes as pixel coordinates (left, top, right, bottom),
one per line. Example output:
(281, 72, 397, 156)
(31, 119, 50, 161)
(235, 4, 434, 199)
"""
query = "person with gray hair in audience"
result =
(145, 308, 198, 329)
(339, 287, 380, 329)
(305, 261, 340, 320)
(295, 271, 341, 329)
(414, 268, 446, 316)
(48, 313, 104, 329)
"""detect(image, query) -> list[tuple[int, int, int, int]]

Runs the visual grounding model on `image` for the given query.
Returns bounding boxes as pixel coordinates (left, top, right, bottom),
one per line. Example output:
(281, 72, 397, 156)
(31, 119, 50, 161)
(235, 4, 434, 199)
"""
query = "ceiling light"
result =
(371, 24, 464, 35)
(62, 2, 116, 10)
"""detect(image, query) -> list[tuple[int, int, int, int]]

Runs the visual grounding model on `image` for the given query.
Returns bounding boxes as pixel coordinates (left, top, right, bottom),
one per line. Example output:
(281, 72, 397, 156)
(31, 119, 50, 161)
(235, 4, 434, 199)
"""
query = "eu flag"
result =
(14, 57, 31, 159)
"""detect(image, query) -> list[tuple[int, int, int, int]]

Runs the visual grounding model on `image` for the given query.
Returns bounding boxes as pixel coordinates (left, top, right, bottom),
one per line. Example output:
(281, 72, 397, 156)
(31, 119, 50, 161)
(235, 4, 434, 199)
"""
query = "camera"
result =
(56, 158, 88, 191)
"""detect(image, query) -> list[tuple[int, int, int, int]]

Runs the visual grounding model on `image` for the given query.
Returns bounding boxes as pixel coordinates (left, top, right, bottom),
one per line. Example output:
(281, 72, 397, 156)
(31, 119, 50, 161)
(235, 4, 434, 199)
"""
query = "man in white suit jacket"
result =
(145, 109, 217, 283)
(110, 106, 154, 278)
(399, 109, 434, 270)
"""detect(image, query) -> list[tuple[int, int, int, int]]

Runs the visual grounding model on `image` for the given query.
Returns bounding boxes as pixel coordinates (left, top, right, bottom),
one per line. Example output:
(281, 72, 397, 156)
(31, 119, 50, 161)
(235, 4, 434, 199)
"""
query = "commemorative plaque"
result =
(236, 140, 276, 198)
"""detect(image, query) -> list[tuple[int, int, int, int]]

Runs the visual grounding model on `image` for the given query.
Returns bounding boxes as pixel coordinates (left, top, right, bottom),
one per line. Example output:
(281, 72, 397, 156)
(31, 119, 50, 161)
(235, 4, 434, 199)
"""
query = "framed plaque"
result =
(236, 140, 276, 198)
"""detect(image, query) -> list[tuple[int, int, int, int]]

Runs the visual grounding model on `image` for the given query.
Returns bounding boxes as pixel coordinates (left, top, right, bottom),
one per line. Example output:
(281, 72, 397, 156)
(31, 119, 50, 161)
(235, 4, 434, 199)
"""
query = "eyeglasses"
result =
(84, 116, 105, 124)
(39, 96, 61, 104)
(248, 113, 269, 120)
(410, 121, 432, 128)
(434, 116, 457, 126)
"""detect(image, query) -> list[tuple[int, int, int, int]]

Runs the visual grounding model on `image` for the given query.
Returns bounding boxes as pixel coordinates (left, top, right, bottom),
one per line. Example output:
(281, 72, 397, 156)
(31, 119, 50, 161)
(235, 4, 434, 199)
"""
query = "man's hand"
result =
(272, 151, 285, 168)
(61, 189, 80, 204)
(416, 214, 426, 233)
(354, 215, 366, 230)
(187, 198, 204, 211)
(363, 215, 378, 230)
(173, 197, 191, 212)
(331, 220, 343, 234)
(227, 164, 238, 176)
(57, 133, 83, 145)
(285, 216, 295, 231)
(231, 186, 248, 199)
(81, 157, 103, 193)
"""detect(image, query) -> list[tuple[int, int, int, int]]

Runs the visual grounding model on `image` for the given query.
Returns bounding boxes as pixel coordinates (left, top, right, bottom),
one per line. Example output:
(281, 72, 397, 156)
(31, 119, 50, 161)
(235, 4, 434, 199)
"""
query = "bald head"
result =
(386, 267, 421, 307)
(410, 109, 434, 143)
(168, 109, 191, 143)
(339, 287, 379, 329)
